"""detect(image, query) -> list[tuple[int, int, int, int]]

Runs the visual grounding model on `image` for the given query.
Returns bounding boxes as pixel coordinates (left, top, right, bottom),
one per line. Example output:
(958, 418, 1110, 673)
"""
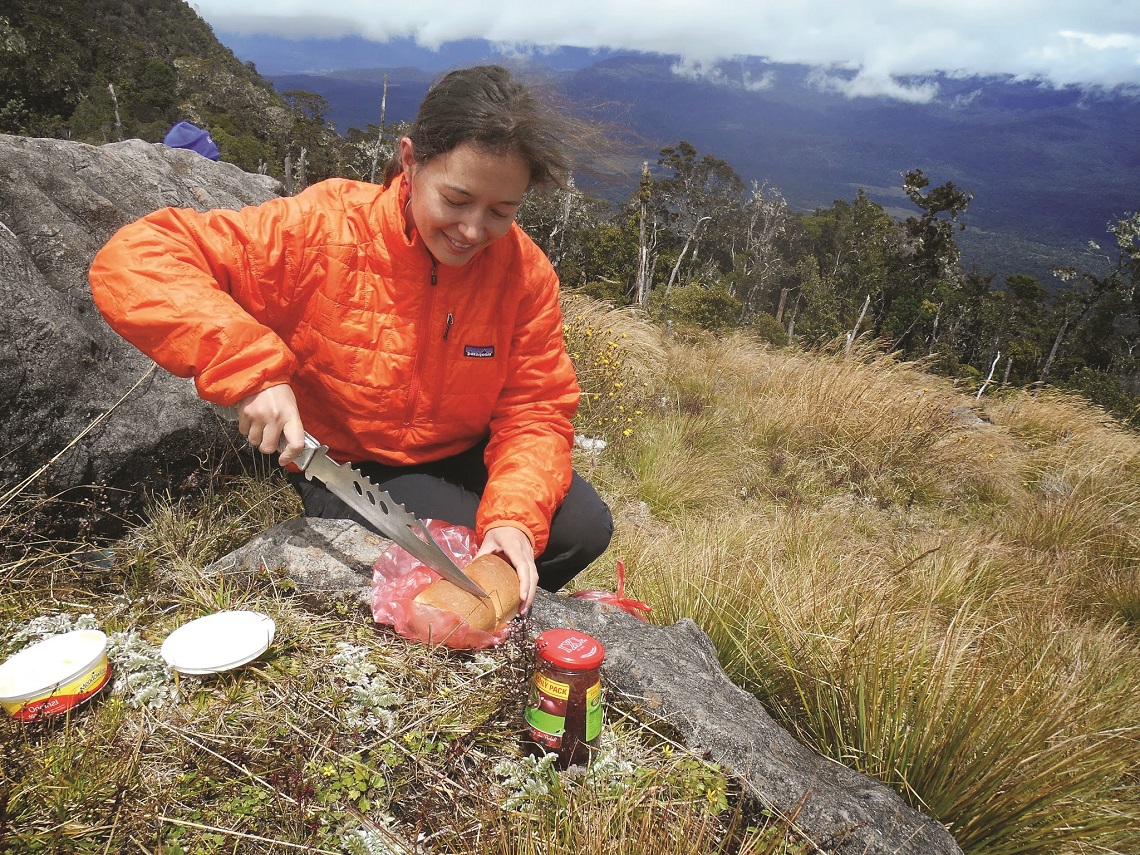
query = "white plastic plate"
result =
(161, 611, 275, 675)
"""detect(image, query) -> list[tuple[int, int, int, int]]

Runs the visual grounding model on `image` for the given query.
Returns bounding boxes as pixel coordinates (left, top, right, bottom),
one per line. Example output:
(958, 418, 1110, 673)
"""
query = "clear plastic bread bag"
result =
(369, 519, 514, 650)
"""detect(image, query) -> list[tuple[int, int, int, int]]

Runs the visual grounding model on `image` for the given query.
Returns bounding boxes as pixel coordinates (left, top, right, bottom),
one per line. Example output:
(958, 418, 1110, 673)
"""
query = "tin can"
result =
(0, 630, 111, 721)
(524, 629, 604, 768)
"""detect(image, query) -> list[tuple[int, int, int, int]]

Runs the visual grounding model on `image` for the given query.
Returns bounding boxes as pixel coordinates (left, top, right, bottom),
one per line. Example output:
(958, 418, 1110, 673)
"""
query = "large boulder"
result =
(209, 517, 964, 855)
(0, 134, 279, 518)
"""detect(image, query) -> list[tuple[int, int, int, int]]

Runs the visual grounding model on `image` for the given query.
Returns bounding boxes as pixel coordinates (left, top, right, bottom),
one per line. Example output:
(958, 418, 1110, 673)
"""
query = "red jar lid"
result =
(535, 629, 605, 670)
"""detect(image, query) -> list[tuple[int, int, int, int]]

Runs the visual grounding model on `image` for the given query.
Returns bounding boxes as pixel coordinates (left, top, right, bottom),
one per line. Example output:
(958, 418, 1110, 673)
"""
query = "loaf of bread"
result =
(413, 554, 522, 633)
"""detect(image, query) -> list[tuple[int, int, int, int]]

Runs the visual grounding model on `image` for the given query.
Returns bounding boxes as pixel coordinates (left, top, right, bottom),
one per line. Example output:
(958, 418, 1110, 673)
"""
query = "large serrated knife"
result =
(282, 433, 489, 599)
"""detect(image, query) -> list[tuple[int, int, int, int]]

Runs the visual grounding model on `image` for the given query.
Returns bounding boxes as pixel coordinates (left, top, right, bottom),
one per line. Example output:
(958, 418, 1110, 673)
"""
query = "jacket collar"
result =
(380, 172, 432, 270)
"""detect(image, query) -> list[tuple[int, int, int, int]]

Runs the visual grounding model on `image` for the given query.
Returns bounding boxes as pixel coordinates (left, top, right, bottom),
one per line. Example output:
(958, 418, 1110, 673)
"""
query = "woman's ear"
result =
(399, 137, 416, 177)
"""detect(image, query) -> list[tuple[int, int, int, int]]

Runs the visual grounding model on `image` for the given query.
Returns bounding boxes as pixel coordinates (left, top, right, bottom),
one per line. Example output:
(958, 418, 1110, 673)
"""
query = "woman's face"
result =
(401, 138, 531, 267)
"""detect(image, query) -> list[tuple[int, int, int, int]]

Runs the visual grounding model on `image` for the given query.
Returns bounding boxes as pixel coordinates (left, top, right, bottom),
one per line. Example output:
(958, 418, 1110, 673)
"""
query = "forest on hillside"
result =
(0, 0, 342, 182)
(510, 143, 1140, 423)
(2, 0, 1137, 422)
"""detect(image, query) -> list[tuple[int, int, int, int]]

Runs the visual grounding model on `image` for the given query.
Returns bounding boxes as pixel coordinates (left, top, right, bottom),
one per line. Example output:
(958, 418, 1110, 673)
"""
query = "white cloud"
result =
(809, 69, 940, 104)
(744, 71, 778, 93)
(209, 14, 363, 39)
(670, 58, 777, 92)
(192, 0, 1140, 97)
(950, 88, 984, 109)
(1059, 29, 1140, 51)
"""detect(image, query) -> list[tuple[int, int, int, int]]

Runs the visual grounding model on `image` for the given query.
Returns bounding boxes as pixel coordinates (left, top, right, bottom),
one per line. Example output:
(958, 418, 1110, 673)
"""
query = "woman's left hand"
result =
(476, 526, 537, 614)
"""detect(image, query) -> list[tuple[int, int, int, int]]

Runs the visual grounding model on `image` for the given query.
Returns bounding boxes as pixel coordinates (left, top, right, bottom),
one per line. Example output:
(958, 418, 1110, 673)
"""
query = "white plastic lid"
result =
(161, 611, 275, 675)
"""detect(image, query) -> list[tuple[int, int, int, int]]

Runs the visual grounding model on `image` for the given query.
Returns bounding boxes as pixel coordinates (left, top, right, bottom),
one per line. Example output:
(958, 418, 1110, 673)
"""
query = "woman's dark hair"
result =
(383, 65, 573, 190)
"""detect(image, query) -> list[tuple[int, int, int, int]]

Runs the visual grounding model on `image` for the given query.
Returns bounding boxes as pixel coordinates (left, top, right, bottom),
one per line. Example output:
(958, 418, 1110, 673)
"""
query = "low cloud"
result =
(204, 13, 387, 40)
(950, 88, 984, 109)
(1059, 30, 1140, 51)
(671, 59, 777, 92)
(809, 69, 940, 103)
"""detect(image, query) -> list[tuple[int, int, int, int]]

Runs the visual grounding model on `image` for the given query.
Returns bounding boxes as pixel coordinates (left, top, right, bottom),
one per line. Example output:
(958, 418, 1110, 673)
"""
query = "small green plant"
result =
(328, 641, 402, 732)
(478, 733, 789, 855)
(312, 753, 389, 813)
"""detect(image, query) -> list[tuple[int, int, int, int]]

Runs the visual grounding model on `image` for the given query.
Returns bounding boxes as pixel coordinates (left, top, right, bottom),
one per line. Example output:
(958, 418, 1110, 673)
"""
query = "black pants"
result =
(287, 441, 613, 592)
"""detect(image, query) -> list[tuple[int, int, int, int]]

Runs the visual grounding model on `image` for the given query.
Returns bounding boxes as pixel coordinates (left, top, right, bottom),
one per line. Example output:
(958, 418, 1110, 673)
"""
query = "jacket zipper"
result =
(404, 259, 438, 425)
(443, 312, 454, 341)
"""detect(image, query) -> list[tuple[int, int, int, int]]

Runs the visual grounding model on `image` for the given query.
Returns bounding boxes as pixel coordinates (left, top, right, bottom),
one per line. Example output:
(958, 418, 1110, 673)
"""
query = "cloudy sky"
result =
(190, 0, 1140, 98)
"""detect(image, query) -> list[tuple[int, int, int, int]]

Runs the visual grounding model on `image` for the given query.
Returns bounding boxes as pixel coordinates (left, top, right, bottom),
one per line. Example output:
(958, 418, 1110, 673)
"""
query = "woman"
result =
(89, 65, 613, 612)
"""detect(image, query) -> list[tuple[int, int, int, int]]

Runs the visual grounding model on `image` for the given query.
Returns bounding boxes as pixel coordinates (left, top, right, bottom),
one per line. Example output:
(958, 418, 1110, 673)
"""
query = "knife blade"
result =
(283, 433, 489, 599)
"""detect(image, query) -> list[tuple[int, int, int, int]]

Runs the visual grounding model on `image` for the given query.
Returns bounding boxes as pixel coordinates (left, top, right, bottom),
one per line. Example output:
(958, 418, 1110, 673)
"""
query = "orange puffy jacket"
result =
(89, 176, 579, 553)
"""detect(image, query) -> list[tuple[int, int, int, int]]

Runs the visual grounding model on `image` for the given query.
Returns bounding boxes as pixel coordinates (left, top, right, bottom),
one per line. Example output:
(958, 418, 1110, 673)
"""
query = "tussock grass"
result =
(625, 410, 759, 522)
(649, 335, 1026, 513)
(752, 604, 1139, 853)
(576, 312, 1140, 854)
(469, 790, 808, 855)
(4, 299, 1140, 854)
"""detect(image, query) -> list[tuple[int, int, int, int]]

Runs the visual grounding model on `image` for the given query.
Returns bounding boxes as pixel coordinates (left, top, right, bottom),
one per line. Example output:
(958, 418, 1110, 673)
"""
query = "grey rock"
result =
(205, 516, 388, 600)
(949, 405, 988, 426)
(0, 134, 280, 505)
(212, 516, 963, 855)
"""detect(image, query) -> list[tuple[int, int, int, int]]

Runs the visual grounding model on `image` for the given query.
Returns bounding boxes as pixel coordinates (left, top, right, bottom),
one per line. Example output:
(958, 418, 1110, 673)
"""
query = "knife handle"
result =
(277, 432, 322, 471)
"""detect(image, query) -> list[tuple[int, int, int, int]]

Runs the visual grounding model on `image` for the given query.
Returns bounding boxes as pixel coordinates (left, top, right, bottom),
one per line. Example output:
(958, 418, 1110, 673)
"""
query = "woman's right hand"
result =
(236, 384, 307, 465)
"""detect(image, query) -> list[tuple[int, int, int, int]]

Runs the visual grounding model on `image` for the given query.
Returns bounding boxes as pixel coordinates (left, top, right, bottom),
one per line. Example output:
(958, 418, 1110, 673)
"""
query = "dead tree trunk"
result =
(1040, 317, 1069, 384)
(296, 148, 307, 193)
(786, 293, 801, 345)
(976, 351, 1001, 399)
(845, 294, 871, 356)
(369, 74, 389, 185)
(107, 83, 122, 141)
(775, 287, 789, 323)
(663, 216, 711, 301)
(635, 162, 655, 308)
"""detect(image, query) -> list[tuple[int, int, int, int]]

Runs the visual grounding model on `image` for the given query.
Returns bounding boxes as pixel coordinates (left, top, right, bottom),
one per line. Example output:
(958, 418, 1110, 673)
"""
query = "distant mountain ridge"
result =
(219, 33, 1139, 283)
(216, 33, 623, 76)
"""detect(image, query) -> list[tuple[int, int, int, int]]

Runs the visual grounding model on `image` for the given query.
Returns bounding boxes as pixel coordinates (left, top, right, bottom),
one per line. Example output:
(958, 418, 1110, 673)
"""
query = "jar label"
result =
(585, 680, 603, 741)
(525, 705, 566, 739)
(533, 672, 570, 701)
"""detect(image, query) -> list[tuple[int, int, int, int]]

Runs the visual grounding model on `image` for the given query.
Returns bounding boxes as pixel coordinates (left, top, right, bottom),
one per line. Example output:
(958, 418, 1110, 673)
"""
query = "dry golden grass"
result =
(573, 313, 1140, 855)
(4, 297, 1140, 854)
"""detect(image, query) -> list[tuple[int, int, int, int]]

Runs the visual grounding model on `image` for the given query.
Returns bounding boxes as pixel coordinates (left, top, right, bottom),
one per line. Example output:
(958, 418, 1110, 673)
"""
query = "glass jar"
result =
(524, 629, 605, 769)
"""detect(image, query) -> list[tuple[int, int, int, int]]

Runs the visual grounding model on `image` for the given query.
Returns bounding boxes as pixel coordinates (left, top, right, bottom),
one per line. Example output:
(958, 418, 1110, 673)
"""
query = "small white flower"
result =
(574, 435, 608, 452)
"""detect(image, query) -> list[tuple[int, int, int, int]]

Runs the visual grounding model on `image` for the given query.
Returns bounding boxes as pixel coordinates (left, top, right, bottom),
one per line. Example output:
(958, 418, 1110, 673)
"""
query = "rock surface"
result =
(0, 134, 280, 507)
(206, 516, 389, 597)
(209, 516, 963, 855)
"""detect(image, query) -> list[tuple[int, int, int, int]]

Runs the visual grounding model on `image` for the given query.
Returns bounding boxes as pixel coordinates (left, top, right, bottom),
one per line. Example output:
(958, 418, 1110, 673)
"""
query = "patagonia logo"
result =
(464, 345, 495, 358)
